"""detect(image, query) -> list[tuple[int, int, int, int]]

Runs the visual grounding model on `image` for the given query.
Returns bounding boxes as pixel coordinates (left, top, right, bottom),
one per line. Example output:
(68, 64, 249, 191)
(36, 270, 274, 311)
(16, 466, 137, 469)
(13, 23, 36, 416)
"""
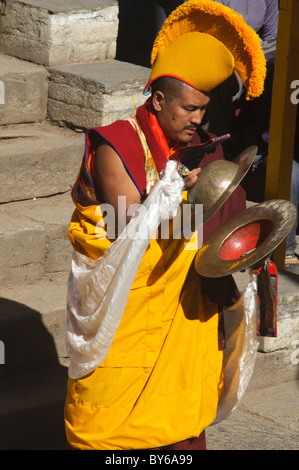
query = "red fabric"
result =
(66, 432, 206, 450)
(147, 104, 173, 159)
(256, 261, 278, 337)
(86, 121, 147, 198)
(148, 432, 206, 450)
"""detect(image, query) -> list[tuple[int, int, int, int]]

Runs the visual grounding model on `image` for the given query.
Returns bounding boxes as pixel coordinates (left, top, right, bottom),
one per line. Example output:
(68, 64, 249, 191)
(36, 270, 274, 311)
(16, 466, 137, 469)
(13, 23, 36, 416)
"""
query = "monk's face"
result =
(153, 82, 210, 144)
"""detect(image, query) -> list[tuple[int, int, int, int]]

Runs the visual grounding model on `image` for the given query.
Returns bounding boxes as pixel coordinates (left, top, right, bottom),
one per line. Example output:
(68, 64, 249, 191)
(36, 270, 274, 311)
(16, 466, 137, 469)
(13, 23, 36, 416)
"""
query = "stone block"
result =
(0, 193, 74, 285)
(48, 60, 150, 129)
(0, 272, 69, 370)
(0, 53, 48, 125)
(17, 192, 75, 273)
(257, 293, 299, 353)
(0, 0, 118, 66)
(0, 211, 47, 285)
(0, 122, 84, 203)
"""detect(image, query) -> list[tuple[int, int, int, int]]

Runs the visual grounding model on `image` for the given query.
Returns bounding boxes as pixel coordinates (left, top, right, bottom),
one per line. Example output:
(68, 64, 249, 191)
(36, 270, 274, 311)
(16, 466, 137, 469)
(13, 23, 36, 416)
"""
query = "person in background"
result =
(116, 0, 187, 67)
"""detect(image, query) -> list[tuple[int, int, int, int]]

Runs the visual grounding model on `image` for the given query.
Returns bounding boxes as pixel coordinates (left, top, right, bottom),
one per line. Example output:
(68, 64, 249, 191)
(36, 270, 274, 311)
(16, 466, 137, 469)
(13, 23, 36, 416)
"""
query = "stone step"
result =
(0, 121, 84, 203)
(0, 267, 69, 450)
(48, 59, 150, 129)
(0, 271, 69, 370)
(0, 192, 75, 285)
(0, 0, 118, 67)
(0, 273, 68, 449)
(0, 53, 48, 126)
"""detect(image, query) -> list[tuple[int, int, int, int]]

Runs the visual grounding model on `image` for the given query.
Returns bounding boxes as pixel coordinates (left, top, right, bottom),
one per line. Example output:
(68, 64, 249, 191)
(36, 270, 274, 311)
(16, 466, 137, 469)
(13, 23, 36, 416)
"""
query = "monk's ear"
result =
(152, 90, 166, 112)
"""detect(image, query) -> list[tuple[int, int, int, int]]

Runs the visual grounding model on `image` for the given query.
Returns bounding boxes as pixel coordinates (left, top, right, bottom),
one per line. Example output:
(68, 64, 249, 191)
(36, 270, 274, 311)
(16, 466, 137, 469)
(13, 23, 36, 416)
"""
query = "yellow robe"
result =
(64, 196, 224, 450)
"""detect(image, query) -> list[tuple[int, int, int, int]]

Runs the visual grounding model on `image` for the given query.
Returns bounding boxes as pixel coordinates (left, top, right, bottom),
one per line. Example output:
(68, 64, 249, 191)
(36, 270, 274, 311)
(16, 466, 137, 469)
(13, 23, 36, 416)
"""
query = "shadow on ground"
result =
(0, 298, 68, 450)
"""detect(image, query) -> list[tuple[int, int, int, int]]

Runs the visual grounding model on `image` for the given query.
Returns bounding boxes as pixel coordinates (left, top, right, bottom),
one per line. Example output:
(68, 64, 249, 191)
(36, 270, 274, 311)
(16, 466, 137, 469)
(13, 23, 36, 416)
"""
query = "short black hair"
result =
(150, 76, 211, 102)
(150, 76, 184, 102)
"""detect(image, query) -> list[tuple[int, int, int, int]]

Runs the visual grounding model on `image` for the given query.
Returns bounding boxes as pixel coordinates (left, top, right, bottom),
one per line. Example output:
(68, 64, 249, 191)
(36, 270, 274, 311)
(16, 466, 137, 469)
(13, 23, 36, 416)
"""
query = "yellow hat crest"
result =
(146, 0, 266, 99)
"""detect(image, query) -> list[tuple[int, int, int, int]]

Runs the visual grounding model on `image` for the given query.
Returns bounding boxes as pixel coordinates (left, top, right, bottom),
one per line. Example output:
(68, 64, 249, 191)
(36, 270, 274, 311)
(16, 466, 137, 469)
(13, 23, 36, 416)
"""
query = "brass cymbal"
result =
(195, 199, 297, 278)
(187, 146, 257, 223)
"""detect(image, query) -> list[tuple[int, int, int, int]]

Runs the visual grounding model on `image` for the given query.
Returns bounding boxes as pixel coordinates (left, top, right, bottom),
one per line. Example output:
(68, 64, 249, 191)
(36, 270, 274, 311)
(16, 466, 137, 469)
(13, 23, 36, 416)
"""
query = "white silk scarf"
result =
(66, 158, 258, 422)
(66, 160, 185, 379)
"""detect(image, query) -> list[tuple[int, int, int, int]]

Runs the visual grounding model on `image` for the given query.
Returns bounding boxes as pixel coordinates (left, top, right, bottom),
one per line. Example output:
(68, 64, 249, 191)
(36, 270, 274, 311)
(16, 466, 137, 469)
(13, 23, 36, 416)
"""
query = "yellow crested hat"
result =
(145, 0, 266, 99)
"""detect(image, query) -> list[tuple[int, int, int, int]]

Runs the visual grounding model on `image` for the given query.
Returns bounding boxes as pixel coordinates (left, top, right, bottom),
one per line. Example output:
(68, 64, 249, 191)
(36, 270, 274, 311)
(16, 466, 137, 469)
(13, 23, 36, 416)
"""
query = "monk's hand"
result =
(183, 168, 201, 189)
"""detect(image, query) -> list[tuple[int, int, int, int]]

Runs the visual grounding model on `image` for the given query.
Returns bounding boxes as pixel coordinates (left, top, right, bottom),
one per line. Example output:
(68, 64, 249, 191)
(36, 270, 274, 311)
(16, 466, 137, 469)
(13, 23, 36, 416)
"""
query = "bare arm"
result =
(94, 142, 142, 225)
(94, 142, 200, 226)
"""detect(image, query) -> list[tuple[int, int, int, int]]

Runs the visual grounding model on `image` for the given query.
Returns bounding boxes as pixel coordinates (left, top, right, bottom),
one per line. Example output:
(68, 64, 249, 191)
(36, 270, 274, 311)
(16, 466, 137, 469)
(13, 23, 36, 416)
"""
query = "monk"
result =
(64, 0, 266, 450)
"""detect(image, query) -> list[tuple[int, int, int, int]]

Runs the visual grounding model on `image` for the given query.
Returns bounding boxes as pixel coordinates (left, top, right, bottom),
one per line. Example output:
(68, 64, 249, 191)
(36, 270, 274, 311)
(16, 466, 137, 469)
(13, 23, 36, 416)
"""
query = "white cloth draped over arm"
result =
(66, 160, 185, 379)
(66, 158, 259, 426)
